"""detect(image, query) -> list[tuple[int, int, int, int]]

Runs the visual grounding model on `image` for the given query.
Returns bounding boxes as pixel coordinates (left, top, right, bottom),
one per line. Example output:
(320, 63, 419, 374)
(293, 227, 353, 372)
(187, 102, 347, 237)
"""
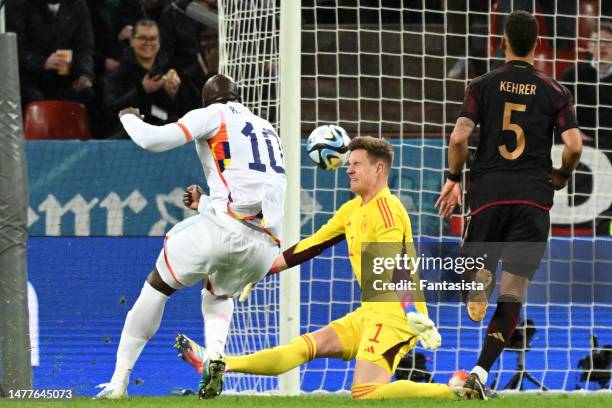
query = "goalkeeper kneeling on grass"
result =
(176, 136, 463, 400)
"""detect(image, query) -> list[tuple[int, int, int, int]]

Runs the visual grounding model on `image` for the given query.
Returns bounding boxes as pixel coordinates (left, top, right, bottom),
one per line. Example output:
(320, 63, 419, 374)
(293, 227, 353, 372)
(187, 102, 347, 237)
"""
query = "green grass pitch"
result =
(1, 394, 611, 407)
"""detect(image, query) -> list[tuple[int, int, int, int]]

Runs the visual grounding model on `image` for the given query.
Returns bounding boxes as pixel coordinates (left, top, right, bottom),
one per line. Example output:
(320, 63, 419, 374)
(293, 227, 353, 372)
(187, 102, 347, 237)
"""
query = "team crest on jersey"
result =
(361, 217, 368, 232)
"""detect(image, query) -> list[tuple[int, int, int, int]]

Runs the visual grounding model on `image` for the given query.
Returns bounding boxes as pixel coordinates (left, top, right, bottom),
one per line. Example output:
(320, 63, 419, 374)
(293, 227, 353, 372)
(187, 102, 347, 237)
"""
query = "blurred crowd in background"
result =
(2, 0, 611, 145)
(5, 0, 219, 139)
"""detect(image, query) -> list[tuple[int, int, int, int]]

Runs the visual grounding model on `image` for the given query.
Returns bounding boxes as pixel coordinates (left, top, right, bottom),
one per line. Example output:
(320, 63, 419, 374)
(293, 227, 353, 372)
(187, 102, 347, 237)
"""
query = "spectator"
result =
(115, 0, 170, 46)
(160, 0, 217, 73)
(103, 19, 183, 139)
(560, 20, 612, 150)
(560, 20, 612, 235)
(178, 26, 219, 112)
(85, 0, 127, 137)
(6, 0, 96, 116)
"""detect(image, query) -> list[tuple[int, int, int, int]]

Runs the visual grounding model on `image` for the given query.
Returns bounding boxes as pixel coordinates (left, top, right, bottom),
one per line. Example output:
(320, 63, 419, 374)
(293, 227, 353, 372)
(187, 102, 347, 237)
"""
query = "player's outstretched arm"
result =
(447, 117, 474, 175)
(551, 128, 583, 190)
(267, 231, 346, 277)
(436, 117, 475, 218)
(268, 204, 348, 276)
(118, 107, 190, 153)
(241, 207, 348, 301)
(270, 252, 289, 273)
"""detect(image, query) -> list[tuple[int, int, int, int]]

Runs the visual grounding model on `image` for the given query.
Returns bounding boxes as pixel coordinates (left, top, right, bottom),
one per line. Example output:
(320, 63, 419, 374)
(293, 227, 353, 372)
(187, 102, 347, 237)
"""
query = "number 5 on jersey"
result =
(499, 102, 527, 160)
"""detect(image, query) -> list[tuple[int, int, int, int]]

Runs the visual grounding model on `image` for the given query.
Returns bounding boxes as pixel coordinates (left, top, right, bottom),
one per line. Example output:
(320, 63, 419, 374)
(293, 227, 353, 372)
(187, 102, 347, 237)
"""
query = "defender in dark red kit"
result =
(435, 10, 583, 399)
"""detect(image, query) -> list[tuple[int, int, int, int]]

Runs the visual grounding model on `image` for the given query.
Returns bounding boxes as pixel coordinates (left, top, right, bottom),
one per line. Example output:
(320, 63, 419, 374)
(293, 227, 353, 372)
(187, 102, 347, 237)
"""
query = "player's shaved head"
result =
(348, 136, 393, 170)
(202, 74, 241, 107)
(504, 10, 538, 57)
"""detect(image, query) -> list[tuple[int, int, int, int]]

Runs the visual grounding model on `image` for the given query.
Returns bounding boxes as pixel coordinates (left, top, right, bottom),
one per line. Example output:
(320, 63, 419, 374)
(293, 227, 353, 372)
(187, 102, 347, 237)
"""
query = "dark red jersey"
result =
(458, 60, 579, 213)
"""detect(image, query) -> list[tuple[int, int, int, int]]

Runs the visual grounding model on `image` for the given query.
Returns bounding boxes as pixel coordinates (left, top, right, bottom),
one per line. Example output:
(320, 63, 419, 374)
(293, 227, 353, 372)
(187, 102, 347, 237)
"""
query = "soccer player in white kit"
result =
(95, 74, 286, 399)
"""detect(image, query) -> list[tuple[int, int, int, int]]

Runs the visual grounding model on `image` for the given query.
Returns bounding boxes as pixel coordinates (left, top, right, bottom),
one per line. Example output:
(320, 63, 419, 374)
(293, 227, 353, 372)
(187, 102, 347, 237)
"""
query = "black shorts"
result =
(461, 204, 550, 280)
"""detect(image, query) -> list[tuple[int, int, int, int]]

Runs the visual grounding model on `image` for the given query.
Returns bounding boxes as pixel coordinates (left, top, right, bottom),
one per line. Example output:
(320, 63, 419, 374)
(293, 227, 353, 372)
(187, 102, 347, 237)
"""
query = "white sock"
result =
(202, 289, 234, 357)
(111, 282, 169, 386)
(471, 365, 489, 384)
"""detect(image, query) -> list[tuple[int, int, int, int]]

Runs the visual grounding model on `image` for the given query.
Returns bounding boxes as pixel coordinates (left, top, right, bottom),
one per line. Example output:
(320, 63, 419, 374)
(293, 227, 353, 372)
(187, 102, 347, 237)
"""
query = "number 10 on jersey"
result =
(242, 122, 285, 174)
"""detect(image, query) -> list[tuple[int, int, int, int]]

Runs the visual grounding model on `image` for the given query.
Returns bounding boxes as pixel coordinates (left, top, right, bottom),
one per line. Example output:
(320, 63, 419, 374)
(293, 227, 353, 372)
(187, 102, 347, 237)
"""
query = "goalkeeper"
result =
(177, 136, 458, 400)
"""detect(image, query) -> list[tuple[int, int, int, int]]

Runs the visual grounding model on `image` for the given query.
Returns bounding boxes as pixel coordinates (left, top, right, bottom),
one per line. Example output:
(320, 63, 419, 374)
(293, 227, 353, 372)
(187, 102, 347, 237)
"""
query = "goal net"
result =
(217, 0, 283, 393)
(220, 0, 612, 394)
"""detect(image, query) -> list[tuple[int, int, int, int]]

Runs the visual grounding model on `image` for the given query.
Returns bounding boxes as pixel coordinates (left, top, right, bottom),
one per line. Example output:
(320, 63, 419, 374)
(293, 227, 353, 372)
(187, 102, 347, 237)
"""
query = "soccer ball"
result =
(306, 125, 351, 170)
(448, 370, 469, 396)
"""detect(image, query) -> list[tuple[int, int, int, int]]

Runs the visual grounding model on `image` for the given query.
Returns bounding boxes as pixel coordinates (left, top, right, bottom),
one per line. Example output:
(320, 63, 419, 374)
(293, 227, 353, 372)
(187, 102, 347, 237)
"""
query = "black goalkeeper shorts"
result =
(461, 204, 550, 280)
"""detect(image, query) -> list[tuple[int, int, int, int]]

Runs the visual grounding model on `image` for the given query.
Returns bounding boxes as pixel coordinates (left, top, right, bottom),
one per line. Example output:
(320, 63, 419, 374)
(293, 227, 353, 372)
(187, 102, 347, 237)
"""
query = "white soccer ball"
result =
(306, 125, 351, 170)
(448, 370, 469, 396)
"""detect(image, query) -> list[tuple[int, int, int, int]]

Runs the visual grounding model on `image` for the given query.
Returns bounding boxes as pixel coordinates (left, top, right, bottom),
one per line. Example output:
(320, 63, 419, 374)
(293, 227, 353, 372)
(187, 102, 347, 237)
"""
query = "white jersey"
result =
(120, 101, 287, 243)
(180, 102, 286, 242)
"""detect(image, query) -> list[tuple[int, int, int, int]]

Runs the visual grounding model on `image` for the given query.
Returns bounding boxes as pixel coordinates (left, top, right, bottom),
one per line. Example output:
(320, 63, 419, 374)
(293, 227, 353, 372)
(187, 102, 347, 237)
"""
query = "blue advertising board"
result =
(27, 237, 611, 395)
(26, 140, 448, 237)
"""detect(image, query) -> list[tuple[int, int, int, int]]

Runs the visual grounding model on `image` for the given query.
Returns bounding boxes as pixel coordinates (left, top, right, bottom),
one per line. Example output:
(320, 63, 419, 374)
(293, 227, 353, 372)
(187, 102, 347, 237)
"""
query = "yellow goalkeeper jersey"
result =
(290, 187, 427, 318)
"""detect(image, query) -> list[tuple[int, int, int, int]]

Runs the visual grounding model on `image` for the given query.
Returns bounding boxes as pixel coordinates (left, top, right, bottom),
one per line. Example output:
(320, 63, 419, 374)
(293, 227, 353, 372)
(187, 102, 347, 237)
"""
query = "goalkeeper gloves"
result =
(238, 282, 254, 302)
(406, 312, 442, 350)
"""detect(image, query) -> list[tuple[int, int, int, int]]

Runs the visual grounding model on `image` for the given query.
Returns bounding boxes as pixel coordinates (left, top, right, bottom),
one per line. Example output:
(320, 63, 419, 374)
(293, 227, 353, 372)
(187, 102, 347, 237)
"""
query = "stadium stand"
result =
(23, 100, 91, 140)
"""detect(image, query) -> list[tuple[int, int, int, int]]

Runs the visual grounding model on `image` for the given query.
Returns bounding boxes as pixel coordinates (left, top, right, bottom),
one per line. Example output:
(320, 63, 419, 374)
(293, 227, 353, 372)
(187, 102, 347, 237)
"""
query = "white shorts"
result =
(155, 208, 279, 297)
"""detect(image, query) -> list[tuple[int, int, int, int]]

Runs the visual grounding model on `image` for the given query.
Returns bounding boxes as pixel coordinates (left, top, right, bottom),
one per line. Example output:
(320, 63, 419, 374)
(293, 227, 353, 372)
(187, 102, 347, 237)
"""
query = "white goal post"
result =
(0, 1, 5, 34)
(278, 0, 301, 396)
(218, 0, 301, 395)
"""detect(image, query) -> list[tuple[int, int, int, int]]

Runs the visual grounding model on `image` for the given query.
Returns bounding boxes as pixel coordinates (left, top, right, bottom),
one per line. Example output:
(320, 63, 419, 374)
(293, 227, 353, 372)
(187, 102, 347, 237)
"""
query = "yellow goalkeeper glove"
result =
(406, 312, 442, 350)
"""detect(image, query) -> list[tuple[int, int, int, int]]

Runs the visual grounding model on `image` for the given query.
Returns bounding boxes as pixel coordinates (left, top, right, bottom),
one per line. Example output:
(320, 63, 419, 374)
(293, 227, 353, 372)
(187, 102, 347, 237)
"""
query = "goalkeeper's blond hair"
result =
(348, 136, 394, 170)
